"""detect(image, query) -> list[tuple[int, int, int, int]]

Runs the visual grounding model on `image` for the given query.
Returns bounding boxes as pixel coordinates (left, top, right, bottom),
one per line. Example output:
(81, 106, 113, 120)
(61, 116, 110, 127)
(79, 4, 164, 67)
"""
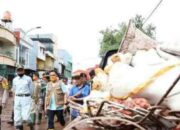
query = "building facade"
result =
(56, 49, 72, 79)
(14, 28, 37, 76)
(0, 25, 16, 80)
(34, 40, 46, 71)
(30, 34, 57, 73)
(54, 56, 65, 75)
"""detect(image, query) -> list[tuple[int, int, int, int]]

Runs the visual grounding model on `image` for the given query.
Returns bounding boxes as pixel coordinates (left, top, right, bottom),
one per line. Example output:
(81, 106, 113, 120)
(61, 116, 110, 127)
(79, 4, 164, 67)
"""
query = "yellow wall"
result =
(45, 56, 54, 70)
(37, 59, 45, 70)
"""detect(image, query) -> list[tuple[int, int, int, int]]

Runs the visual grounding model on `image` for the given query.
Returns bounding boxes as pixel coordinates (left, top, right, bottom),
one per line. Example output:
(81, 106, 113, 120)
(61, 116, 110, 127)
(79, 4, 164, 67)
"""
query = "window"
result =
(40, 47, 45, 55)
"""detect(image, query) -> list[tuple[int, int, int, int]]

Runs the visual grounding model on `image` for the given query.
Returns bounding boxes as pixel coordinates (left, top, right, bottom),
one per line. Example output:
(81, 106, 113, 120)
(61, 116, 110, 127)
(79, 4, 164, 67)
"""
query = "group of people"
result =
(8, 66, 92, 130)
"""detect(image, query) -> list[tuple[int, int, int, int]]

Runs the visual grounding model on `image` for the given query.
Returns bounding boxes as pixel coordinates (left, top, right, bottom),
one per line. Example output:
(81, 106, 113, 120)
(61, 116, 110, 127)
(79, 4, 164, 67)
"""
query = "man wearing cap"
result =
(69, 73, 91, 120)
(12, 66, 34, 130)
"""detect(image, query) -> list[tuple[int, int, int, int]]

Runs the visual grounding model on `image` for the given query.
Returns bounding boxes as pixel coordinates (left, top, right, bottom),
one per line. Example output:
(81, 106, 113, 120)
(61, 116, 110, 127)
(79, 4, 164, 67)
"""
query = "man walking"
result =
(45, 70, 67, 130)
(31, 73, 43, 125)
(12, 66, 34, 130)
(41, 73, 49, 119)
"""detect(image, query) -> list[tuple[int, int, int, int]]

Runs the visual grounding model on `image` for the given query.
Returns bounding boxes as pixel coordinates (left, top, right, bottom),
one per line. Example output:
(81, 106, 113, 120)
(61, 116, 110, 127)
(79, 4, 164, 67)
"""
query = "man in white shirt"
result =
(12, 66, 34, 130)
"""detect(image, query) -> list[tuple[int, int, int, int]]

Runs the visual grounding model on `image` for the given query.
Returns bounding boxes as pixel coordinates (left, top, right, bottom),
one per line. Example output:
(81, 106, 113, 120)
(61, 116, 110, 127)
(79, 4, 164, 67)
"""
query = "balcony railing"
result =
(0, 26, 16, 45)
(0, 51, 15, 60)
(0, 52, 16, 66)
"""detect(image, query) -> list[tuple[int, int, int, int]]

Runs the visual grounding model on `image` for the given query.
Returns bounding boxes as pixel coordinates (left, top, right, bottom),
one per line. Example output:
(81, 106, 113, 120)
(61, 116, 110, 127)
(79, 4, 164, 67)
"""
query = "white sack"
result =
(160, 42, 180, 56)
(131, 49, 165, 67)
(108, 61, 180, 110)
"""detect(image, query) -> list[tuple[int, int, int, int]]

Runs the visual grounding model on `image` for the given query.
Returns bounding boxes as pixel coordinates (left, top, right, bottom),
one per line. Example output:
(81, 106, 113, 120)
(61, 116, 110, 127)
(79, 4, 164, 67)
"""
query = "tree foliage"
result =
(99, 14, 156, 56)
(132, 15, 156, 39)
(99, 23, 127, 56)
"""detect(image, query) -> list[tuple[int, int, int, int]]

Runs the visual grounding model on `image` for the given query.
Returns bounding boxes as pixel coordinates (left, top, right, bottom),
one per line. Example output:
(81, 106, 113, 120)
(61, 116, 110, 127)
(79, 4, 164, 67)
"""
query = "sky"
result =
(0, 0, 180, 70)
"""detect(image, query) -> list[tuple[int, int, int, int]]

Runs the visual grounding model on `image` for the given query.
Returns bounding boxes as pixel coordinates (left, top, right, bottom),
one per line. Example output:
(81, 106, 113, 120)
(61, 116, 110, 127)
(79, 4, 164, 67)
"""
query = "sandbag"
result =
(105, 52, 133, 74)
(156, 45, 180, 61)
(108, 61, 180, 110)
(108, 62, 159, 99)
(131, 49, 165, 67)
(92, 68, 108, 91)
(160, 42, 180, 56)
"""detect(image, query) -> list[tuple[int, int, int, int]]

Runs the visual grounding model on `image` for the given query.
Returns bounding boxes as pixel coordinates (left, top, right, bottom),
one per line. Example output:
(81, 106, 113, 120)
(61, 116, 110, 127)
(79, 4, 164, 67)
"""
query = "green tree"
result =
(144, 24, 156, 39)
(132, 14, 144, 30)
(99, 23, 127, 56)
(132, 14, 156, 38)
(99, 14, 156, 56)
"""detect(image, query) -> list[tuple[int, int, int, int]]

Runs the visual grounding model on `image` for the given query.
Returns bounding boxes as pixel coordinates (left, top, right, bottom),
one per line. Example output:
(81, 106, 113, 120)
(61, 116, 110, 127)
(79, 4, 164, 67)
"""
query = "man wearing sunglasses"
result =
(45, 70, 67, 130)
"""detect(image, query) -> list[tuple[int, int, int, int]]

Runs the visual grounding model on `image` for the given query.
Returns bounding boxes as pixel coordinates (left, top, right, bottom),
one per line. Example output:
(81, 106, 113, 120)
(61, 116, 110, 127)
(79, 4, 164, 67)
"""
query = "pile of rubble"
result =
(65, 21, 180, 130)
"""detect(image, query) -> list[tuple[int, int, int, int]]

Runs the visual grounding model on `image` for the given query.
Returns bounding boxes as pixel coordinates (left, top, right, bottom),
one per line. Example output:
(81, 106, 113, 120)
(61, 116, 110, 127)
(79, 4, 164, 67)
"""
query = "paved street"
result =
(2, 120, 65, 130)
(1, 96, 67, 130)
(2, 115, 68, 130)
